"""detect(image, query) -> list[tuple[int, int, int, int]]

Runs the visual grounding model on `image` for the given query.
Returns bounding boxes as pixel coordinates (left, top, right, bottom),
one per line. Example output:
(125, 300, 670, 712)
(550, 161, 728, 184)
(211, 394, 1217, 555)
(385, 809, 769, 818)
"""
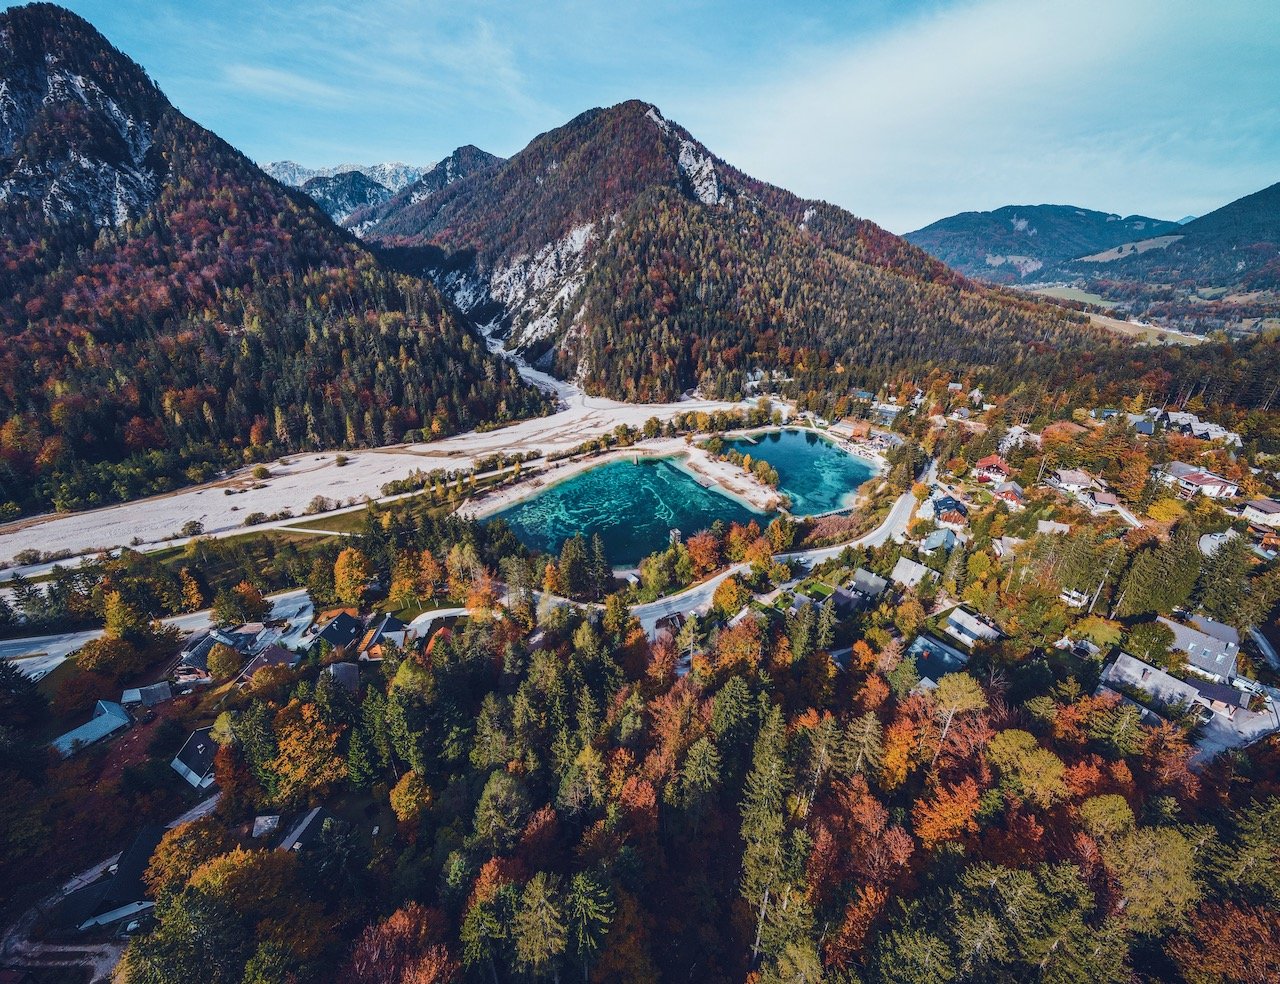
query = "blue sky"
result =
(35, 0, 1280, 232)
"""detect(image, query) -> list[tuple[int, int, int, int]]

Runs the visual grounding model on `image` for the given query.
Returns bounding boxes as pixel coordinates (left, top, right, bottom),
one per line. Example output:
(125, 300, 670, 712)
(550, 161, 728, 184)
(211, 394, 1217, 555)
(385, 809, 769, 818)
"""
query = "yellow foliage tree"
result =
(269, 702, 347, 807)
(333, 547, 371, 607)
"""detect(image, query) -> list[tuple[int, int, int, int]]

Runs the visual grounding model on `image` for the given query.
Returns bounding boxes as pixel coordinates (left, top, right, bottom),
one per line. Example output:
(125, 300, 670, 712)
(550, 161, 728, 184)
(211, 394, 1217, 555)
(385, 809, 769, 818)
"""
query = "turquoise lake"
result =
(488, 457, 764, 566)
(723, 428, 875, 515)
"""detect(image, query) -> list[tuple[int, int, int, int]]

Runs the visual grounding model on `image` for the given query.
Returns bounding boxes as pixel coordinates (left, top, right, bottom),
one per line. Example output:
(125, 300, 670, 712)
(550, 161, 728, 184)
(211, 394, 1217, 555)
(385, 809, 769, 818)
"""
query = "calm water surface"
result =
(488, 457, 763, 566)
(723, 428, 875, 515)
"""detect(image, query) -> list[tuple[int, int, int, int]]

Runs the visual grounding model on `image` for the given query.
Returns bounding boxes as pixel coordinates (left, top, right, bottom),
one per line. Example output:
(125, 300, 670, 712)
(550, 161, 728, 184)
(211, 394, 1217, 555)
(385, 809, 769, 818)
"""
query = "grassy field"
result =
(1031, 285, 1118, 308)
(1086, 312, 1205, 345)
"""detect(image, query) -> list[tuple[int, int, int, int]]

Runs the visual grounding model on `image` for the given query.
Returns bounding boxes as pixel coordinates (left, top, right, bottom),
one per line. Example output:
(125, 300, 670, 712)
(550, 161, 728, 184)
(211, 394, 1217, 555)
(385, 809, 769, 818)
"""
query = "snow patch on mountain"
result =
(645, 105, 671, 134)
(678, 140, 720, 206)
(263, 160, 429, 192)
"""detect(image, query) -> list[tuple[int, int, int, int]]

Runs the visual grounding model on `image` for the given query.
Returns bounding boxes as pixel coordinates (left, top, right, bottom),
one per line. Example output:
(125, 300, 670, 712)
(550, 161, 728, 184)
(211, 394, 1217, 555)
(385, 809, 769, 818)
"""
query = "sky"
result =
(32, 0, 1280, 232)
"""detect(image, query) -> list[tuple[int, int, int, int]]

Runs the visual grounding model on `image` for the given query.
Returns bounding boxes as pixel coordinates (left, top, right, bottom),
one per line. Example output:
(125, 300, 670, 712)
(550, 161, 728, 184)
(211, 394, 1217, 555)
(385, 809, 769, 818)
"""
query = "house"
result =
(1153, 409, 1242, 447)
(1099, 652, 1247, 722)
(974, 454, 1011, 481)
(920, 528, 958, 556)
(324, 661, 360, 694)
(252, 815, 281, 839)
(993, 536, 1025, 559)
(1157, 461, 1239, 499)
(999, 425, 1040, 454)
(357, 613, 411, 661)
(241, 644, 300, 682)
(52, 700, 131, 758)
(1126, 414, 1156, 437)
(931, 496, 969, 530)
(312, 611, 363, 652)
(56, 825, 165, 931)
(120, 681, 173, 708)
(905, 634, 970, 689)
(176, 631, 218, 678)
(278, 807, 336, 851)
(787, 593, 814, 617)
(969, 387, 984, 405)
(1157, 616, 1239, 682)
(1050, 468, 1100, 494)
(849, 568, 889, 605)
(171, 727, 217, 789)
(993, 481, 1026, 509)
(944, 607, 1002, 648)
(1037, 519, 1071, 535)
(890, 557, 938, 590)
(1241, 498, 1280, 528)
(1087, 490, 1122, 513)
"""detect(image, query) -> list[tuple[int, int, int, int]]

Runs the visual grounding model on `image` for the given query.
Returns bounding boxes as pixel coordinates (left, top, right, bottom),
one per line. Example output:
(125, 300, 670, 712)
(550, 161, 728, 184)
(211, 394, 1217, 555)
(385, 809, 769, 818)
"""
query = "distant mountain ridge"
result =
(346, 144, 503, 234)
(910, 184, 1280, 331)
(904, 205, 1181, 283)
(300, 170, 393, 223)
(360, 100, 1107, 402)
(263, 160, 428, 192)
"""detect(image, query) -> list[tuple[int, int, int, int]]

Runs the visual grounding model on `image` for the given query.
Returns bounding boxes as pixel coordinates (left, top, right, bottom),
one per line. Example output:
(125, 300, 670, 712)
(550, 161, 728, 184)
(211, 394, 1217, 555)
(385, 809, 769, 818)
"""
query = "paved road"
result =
(633, 478, 921, 636)
(0, 589, 312, 680)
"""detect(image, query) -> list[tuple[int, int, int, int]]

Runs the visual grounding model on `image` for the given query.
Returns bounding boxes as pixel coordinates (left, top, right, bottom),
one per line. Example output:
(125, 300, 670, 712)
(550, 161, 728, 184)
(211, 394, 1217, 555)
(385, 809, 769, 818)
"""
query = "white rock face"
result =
(441, 223, 597, 355)
(678, 139, 720, 206)
(0, 60, 158, 226)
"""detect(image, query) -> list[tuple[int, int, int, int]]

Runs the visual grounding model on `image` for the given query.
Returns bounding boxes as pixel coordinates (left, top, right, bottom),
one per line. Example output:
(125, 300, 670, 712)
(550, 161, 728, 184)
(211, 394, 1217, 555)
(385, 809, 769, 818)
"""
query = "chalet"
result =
(357, 613, 411, 661)
(120, 681, 172, 708)
(311, 611, 363, 652)
(1037, 519, 1071, 535)
(905, 634, 970, 689)
(969, 387, 984, 405)
(1156, 461, 1239, 499)
(171, 727, 217, 789)
(52, 700, 130, 758)
(890, 557, 938, 591)
(1241, 498, 1280, 528)
(1157, 616, 1239, 682)
(1100, 652, 1247, 723)
(993, 481, 1026, 509)
(278, 807, 336, 852)
(943, 607, 1002, 648)
(930, 495, 969, 531)
(56, 825, 164, 931)
(920, 528, 958, 556)
(975, 454, 1011, 481)
(176, 631, 218, 678)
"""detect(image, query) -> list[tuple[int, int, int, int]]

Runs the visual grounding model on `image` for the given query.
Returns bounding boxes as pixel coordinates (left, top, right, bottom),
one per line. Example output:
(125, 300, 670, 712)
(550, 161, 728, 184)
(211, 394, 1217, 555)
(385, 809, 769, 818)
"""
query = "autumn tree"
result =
(334, 547, 372, 607)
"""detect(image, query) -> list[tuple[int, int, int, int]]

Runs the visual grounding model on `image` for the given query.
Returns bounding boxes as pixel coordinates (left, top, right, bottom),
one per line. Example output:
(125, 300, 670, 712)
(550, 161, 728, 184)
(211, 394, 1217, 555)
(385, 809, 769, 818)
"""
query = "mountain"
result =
(361, 101, 1108, 402)
(262, 159, 427, 192)
(299, 169, 393, 223)
(346, 144, 502, 234)
(904, 205, 1181, 283)
(0, 3, 545, 517)
(1051, 181, 1280, 329)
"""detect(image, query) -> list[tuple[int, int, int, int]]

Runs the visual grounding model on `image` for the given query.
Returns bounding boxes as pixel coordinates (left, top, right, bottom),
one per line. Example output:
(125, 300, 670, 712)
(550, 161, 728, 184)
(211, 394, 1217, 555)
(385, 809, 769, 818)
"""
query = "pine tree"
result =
(513, 872, 567, 981)
(565, 869, 614, 982)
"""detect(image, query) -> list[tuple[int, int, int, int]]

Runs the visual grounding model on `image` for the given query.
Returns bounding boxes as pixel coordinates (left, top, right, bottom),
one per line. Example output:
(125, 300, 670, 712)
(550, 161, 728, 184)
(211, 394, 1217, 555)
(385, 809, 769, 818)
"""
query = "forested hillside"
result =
(0, 4, 546, 518)
(362, 101, 1120, 401)
(905, 204, 1181, 282)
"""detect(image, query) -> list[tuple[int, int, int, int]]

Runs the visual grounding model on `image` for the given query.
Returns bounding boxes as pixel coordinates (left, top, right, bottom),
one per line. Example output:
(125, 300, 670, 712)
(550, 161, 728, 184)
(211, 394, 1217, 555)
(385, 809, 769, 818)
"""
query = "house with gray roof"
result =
(943, 607, 1002, 648)
(171, 727, 217, 789)
(56, 825, 165, 931)
(52, 700, 130, 758)
(120, 681, 172, 708)
(890, 556, 937, 591)
(278, 807, 336, 851)
(1157, 616, 1239, 682)
(1100, 652, 1247, 722)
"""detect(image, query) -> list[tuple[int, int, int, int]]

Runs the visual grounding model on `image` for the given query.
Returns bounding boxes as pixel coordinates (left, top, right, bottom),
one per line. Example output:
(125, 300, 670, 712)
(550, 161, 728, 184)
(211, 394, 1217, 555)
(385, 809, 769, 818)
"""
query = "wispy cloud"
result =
(222, 64, 350, 106)
(693, 0, 1280, 230)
